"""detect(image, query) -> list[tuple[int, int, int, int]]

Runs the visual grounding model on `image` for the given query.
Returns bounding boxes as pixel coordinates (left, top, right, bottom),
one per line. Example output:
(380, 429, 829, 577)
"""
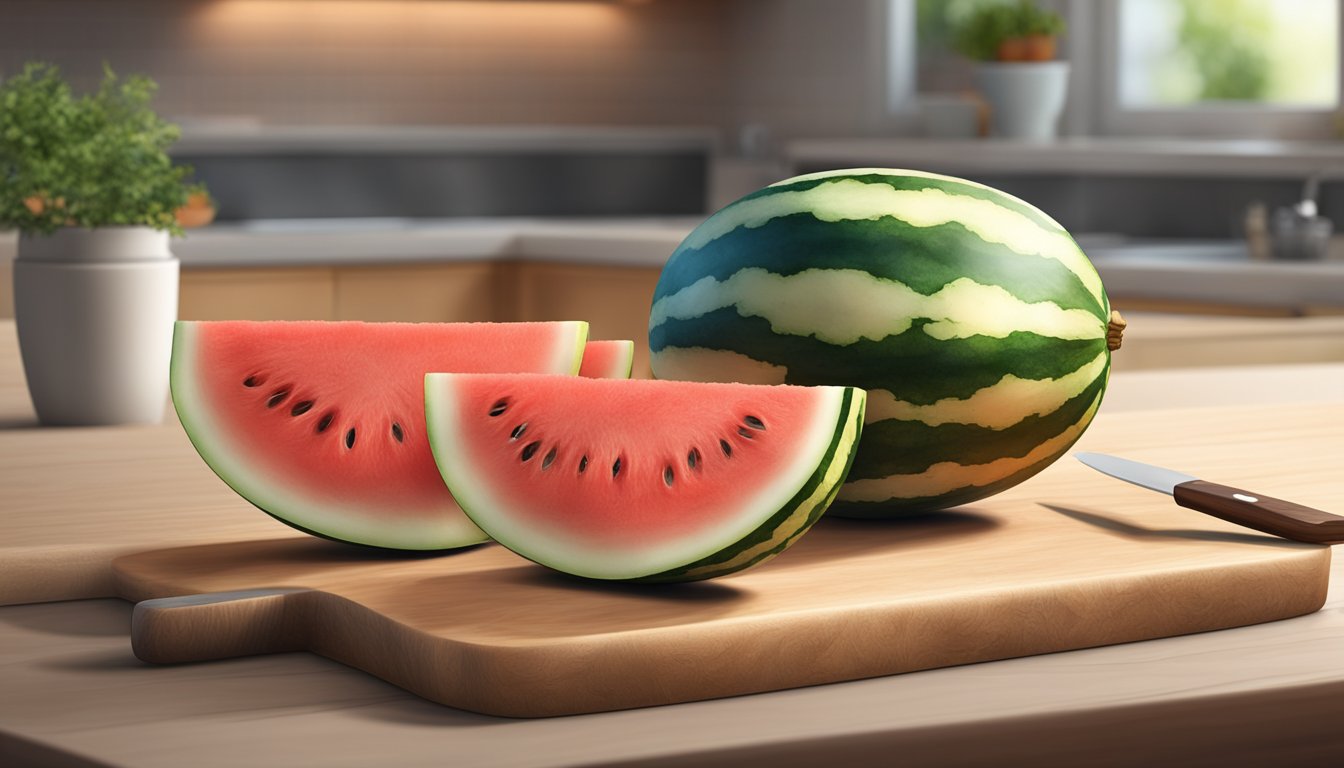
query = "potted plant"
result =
(953, 1, 1069, 140)
(0, 62, 208, 425)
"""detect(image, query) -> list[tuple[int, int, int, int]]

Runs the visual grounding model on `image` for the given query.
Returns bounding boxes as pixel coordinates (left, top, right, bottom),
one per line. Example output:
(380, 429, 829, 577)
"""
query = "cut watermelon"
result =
(171, 320, 588, 550)
(578, 340, 635, 379)
(425, 374, 866, 581)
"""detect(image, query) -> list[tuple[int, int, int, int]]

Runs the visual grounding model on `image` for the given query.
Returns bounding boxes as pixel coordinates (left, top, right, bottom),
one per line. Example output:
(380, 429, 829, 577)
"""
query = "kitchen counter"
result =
(1088, 243, 1344, 313)
(3, 316, 1344, 766)
(171, 217, 697, 269)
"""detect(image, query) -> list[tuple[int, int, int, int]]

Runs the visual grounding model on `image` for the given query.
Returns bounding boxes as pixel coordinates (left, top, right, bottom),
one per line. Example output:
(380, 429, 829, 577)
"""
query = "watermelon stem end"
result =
(1107, 311, 1126, 352)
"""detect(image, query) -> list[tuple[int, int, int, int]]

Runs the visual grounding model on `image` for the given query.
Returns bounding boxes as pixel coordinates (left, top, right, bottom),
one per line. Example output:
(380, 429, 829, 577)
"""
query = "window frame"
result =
(1079, 0, 1344, 139)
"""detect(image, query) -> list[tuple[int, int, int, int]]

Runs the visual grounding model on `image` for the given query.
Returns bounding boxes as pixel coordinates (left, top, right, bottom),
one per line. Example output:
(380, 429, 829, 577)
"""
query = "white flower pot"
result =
(976, 61, 1070, 141)
(14, 227, 179, 426)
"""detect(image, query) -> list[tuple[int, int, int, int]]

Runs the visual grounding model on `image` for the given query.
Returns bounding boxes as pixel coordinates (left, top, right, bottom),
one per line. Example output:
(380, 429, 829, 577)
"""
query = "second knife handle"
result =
(1173, 480, 1344, 545)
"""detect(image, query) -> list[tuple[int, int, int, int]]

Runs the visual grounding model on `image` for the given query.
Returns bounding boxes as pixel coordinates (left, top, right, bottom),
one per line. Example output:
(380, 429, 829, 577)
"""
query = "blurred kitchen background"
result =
(2, 0, 1343, 378)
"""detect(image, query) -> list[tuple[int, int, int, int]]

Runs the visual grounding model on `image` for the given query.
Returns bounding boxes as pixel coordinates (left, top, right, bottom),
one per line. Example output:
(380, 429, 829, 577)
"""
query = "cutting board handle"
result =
(131, 588, 313, 664)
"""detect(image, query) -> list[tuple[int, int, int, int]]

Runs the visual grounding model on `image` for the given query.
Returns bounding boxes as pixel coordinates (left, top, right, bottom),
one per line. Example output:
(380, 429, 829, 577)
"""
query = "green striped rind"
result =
(637, 387, 866, 583)
(848, 375, 1106, 479)
(648, 168, 1113, 517)
(763, 169, 1070, 236)
(829, 390, 1103, 517)
(655, 213, 1101, 317)
(652, 312, 1101, 405)
(656, 170, 1106, 317)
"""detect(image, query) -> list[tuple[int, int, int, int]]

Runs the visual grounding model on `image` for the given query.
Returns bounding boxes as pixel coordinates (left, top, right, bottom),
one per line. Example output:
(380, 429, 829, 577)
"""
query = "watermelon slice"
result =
(425, 374, 866, 581)
(578, 340, 635, 379)
(170, 320, 588, 550)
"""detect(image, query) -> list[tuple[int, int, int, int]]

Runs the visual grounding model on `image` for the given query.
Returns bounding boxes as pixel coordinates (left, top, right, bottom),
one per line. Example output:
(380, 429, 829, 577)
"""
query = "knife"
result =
(1074, 452, 1344, 545)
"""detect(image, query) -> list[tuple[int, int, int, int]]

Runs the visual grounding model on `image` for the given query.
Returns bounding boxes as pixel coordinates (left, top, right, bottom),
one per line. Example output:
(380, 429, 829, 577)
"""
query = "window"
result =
(1117, 0, 1339, 108)
(896, 0, 1344, 138)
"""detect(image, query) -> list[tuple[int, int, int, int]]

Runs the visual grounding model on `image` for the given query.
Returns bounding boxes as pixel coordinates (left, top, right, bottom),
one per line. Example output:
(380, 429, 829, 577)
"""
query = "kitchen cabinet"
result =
(179, 268, 335, 321)
(1111, 313, 1344, 372)
(512, 262, 661, 378)
(333, 262, 503, 323)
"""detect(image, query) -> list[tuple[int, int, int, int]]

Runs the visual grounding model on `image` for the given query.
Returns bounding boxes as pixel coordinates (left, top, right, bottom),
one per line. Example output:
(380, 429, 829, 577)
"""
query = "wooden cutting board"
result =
(3, 307, 1340, 716)
(114, 479, 1332, 717)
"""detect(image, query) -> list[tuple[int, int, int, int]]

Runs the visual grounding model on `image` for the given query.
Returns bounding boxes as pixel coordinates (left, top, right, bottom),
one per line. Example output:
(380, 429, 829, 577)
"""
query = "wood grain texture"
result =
(112, 485, 1333, 716)
(3, 317, 1343, 717)
(0, 326, 306, 606)
(8, 587, 1344, 768)
(1109, 313, 1344, 371)
(2, 374, 1343, 761)
(2, 320, 1340, 609)
(332, 262, 503, 322)
(179, 268, 337, 321)
(512, 262, 662, 378)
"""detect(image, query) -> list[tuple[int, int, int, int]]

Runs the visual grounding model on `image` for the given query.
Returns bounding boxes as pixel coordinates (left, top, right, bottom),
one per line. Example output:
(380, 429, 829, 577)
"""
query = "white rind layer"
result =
(425, 375, 851, 580)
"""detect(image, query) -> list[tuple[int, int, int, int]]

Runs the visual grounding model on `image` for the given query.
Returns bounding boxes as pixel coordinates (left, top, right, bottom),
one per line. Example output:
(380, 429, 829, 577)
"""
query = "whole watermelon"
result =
(648, 168, 1121, 517)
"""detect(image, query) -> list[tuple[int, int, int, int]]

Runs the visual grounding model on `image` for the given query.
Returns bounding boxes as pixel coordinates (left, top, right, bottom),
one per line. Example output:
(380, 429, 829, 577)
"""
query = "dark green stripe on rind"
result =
(652, 311, 1106, 405)
(847, 372, 1106, 480)
(654, 212, 1103, 318)
(827, 413, 1097, 518)
(637, 387, 866, 583)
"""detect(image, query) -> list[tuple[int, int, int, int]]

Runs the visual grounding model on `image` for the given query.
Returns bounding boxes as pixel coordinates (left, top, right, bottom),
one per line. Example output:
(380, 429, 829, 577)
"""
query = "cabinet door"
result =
(515, 262, 662, 378)
(334, 263, 501, 322)
(180, 268, 335, 320)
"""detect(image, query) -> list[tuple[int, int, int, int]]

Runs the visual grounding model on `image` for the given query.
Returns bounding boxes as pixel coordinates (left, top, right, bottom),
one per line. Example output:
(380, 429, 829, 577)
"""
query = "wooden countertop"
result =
(3, 322, 1344, 766)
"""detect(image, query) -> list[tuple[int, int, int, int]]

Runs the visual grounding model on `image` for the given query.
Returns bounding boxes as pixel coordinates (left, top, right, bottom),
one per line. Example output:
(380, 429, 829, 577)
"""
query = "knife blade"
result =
(1074, 452, 1344, 545)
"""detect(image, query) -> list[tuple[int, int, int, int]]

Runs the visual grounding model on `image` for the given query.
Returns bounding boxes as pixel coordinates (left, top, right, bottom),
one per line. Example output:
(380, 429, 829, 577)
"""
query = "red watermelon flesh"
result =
(425, 374, 866, 581)
(578, 340, 635, 379)
(171, 320, 588, 550)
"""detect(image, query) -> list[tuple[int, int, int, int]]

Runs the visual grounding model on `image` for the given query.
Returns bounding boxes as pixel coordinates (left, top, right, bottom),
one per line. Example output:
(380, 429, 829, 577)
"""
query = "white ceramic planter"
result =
(14, 227, 178, 426)
(976, 61, 1070, 141)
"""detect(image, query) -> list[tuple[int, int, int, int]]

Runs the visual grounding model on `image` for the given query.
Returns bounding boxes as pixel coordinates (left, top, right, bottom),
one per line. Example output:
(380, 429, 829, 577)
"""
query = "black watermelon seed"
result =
(744, 415, 766, 430)
(242, 376, 260, 388)
(345, 428, 357, 449)
(737, 426, 755, 439)
(542, 447, 557, 470)
(316, 412, 335, 433)
(266, 390, 289, 408)
(489, 399, 509, 417)
(687, 448, 700, 469)
(391, 422, 404, 443)
(521, 441, 541, 462)
(663, 466, 674, 486)
(578, 455, 589, 474)
(510, 423, 528, 441)
(612, 457, 622, 478)
(289, 400, 313, 417)
(720, 439, 732, 457)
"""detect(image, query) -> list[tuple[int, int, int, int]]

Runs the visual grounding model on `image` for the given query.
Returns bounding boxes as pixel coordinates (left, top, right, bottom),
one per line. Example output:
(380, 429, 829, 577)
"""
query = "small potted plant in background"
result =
(954, 0, 1069, 140)
(0, 62, 209, 425)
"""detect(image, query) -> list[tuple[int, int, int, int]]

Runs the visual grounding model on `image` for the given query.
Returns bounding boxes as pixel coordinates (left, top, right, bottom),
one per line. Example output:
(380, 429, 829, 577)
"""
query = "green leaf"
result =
(0, 61, 203, 235)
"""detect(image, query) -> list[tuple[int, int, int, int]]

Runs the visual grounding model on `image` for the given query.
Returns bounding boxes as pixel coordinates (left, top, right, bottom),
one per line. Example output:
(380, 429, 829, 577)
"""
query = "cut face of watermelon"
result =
(425, 374, 866, 581)
(578, 340, 635, 379)
(171, 321, 588, 550)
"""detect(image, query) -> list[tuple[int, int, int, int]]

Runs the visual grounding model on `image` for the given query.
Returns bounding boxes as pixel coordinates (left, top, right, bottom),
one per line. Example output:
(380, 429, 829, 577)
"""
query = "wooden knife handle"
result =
(1173, 480, 1344, 545)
